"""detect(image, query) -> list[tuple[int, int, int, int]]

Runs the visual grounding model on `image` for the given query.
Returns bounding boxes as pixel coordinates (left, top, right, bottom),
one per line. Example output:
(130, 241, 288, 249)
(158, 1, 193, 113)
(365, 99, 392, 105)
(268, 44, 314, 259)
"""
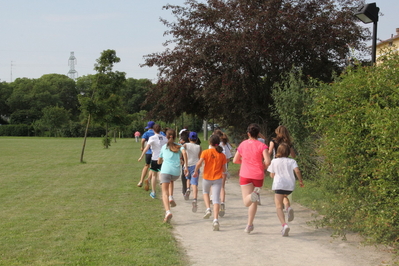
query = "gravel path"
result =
(168, 174, 395, 266)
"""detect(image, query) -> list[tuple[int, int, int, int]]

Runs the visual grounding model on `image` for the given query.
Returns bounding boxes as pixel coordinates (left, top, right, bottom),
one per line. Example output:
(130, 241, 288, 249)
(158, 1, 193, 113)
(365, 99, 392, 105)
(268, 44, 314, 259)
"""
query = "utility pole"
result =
(67, 52, 78, 80)
(10, 61, 13, 82)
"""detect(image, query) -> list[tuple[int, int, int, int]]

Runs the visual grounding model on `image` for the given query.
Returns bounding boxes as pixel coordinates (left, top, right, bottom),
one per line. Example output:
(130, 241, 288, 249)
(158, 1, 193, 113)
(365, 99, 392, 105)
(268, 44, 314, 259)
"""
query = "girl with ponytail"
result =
(193, 134, 227, 231)
(158, 129, 188, 223)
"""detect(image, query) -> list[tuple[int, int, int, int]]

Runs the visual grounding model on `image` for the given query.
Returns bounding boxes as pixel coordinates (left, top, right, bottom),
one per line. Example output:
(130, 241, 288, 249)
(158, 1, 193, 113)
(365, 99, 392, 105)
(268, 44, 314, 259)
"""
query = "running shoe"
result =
(244, 224, 254, 234)
(219, 203, 225, 217)
(287, 207, 294, 222)
(150, 192, 156, 199)
(169, 199, 177, 207)
(137, 182, 143, 187)
(203, 209, 211, 219)
(192, 200, 198, 213)
(213, 220, 220, 231)
(251, 187, 261, 202)
(144, 179, 149, 191)
(163, 212, 173, 223)
(281, 224, 290, 236)
(257, 193, 261, 205)
(184, 189, 190, 200)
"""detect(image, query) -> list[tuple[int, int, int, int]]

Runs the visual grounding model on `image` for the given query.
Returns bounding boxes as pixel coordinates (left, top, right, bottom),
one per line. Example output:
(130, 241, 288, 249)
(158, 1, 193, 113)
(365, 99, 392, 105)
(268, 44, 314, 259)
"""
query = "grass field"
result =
(0, 137, 187, 266)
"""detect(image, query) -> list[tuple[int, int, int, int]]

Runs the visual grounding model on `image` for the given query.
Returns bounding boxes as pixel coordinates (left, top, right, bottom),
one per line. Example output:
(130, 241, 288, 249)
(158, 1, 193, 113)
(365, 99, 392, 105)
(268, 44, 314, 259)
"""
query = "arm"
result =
(232, 150, 241, 164)
(294, 167, 304, 187)
(157, 157, 163, 165)
(198, 146, 202, 159)
(290, 147, 296, 158)
(263, 148, 271, 169)
(140, 138, 146, 151)
(138, 144, 150, 161)
(181, 149, 189, 176)
(268, 141, 274, 156)
(192, 158, 204, 177)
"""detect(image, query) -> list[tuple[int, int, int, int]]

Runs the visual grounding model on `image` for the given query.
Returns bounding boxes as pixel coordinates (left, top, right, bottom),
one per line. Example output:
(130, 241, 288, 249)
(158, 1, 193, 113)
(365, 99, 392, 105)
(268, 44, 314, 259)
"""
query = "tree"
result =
(142, 0, 369, 132)
(79, 50, 126, 162)
(121, 78, 153, 114)
(34, 106, 70, 137)
(0, 81, 12, 123)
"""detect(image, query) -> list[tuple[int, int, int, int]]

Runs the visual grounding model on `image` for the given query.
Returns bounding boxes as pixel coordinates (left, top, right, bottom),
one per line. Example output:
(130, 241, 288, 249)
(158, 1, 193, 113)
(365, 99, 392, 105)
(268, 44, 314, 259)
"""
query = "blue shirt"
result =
(159, 144, 184, 176)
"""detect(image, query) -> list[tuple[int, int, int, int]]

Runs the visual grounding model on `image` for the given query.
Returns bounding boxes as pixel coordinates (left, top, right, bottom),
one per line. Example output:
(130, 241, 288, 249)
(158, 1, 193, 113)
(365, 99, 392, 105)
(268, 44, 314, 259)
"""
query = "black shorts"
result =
(150, 160, 162, 172)
(145, 154, 152, 165)
(274, 190, 292, 195)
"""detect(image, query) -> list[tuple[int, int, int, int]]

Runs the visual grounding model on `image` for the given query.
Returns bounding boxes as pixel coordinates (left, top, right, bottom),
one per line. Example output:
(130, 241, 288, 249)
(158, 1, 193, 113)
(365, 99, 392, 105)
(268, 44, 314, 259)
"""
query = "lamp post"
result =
(354, 2, 379, 64)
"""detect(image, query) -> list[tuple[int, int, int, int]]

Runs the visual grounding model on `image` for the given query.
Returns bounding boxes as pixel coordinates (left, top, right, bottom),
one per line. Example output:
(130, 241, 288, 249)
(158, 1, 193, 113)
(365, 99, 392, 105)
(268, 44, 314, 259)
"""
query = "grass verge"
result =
(0, 137, 187, 266)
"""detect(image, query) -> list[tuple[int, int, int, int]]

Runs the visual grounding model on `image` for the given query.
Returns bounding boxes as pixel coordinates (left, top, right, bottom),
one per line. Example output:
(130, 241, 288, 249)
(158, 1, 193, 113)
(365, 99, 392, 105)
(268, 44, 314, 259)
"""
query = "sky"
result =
(0, 1, 398, 83)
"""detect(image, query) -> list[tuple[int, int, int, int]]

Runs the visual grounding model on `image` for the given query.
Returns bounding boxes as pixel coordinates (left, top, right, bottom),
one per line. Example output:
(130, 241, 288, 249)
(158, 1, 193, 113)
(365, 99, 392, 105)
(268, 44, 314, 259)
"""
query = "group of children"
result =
(138, 123, 304, 236)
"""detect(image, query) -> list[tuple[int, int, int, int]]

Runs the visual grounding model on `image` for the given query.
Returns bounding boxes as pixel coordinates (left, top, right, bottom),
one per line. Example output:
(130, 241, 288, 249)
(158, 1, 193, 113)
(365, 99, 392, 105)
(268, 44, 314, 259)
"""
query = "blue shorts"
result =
(186, 165, 199, 186)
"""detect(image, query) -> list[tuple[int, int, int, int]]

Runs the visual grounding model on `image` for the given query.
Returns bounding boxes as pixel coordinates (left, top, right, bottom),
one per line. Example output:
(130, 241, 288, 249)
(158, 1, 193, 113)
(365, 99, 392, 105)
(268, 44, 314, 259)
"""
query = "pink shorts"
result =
(239, 177, 264, 187)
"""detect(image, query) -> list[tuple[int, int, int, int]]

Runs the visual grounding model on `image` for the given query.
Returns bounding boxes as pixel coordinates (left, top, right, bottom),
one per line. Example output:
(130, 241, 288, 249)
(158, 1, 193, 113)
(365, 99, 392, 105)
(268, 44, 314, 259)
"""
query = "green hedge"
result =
(0, 124, 33, 136)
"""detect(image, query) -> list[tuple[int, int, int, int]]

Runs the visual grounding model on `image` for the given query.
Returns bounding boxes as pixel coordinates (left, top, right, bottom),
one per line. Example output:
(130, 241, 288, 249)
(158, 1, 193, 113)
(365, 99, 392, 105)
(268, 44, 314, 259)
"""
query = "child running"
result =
(184, 131, 202, 212)
(267, 143, 304, 236)
(193, 135, 227, 231)
(158, 129, 188, 223)
(138, 124, 167, 199)
(233, 123, 270, 234)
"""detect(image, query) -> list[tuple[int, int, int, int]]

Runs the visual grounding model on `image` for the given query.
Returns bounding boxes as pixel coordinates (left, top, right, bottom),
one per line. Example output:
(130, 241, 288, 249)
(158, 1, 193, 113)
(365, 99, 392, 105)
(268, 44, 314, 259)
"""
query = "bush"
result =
(0, 124, 33, 136)
(308, 53, 399, 245)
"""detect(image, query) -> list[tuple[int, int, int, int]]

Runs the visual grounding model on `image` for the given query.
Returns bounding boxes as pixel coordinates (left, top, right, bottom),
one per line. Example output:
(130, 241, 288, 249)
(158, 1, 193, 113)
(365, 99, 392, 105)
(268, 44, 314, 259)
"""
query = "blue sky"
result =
(0, 1, 397, 82)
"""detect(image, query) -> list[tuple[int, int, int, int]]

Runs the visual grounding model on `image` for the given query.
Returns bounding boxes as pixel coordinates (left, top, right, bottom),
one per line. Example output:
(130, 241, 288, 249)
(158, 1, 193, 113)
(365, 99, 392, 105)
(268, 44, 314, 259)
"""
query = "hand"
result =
(299, 181, 304, 188)
(184, 168, 189, 177)
(193, 171, 198, 178)
(138, 157, 142, 162)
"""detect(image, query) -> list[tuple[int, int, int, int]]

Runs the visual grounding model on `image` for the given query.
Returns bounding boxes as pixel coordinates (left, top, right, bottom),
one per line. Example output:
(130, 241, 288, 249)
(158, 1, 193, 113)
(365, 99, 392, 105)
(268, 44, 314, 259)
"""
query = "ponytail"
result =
(209, 135, 223, 153)
(166, 129, 180, 153)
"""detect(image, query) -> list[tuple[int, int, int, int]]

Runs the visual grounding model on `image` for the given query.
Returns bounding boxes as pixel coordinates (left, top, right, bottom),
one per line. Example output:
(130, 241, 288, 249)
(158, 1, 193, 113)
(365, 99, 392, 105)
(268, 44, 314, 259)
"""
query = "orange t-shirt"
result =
(200, 148, 227, 180)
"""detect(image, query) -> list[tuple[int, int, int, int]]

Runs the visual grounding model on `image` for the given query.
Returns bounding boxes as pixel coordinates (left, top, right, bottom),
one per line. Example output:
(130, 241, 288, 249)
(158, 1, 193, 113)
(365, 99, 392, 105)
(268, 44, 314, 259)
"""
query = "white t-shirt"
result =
(267, 157, 298, 191)
(147, 133, 168, 160)
(185, 142, 201, 167)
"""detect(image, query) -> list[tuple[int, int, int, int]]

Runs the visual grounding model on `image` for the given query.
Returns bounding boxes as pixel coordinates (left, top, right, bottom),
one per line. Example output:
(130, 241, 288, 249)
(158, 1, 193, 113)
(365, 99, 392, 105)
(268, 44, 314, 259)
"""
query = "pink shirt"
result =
(237, 139, 268, 180)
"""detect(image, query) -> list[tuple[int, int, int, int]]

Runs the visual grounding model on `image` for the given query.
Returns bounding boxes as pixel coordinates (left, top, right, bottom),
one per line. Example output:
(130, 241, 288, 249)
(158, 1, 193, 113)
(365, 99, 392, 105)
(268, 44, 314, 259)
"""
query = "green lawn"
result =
(0, 137, 187, 266)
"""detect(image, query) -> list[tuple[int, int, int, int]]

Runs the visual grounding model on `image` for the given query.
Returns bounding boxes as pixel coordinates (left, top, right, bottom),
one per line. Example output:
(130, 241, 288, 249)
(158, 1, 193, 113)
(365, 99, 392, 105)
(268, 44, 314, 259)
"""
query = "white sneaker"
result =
(281, 224, 290, 236)
(163, 212, 173, 223)
(203, 209, 211, 219)
(251, 187, 261, 202)
(287, 207, 294, 222)
(213, 220, 220, 231)
(244, 224, 254, 234)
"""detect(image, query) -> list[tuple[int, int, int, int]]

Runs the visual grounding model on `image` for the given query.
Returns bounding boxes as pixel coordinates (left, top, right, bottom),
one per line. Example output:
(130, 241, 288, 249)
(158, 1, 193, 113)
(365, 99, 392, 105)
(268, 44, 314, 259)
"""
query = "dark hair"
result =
(276, 142, 290, 158)
(209, 135, 223, 153)
(166, 129, 180, 153)
(153, 124, 161, 134)
(247, 123, 260, 138)
(214, 129, 229, 144)
(180, 130, 189, 143)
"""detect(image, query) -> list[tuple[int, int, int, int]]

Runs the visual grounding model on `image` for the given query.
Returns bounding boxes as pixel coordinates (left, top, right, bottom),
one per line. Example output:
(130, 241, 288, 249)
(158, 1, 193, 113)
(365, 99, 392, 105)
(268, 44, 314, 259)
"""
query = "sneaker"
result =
(169, 199, 177, 207)
(219, 203, 225, 217)
(281, 224, 290, 236)
(203, 209, 211, 219)
(137, 182, 143, 187)
(251, 187, 261, 202)
(163, 212, 173, 223)
(244, 224, 254, 234)
(213, 220, 220, 231)
(144, 179, 149, 191)
(192, 200, 198, 213)
(150, 192, 156, 199)
(287, 207, 294, 222)
(184, 189, 190, 200)
(257, 193, 261, 205)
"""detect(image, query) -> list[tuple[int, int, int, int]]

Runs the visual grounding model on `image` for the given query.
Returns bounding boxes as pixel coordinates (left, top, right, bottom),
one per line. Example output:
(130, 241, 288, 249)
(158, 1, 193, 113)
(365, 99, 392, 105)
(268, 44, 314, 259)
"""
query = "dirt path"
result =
(169, 175, 395, 266)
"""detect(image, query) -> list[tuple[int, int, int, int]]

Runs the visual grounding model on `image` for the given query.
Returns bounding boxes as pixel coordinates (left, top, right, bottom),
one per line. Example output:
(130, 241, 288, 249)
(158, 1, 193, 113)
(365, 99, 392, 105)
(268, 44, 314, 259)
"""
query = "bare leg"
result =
(192, 184, 198, 199)
(139, 164, 149, 184)
(241, 184, 257, 226)
(151, 171, 158, 194)
(275, 194, 286, 225)
(203, 193, 211, 210)
(162, 182, 170, 212)
(220, 176, 226, 202)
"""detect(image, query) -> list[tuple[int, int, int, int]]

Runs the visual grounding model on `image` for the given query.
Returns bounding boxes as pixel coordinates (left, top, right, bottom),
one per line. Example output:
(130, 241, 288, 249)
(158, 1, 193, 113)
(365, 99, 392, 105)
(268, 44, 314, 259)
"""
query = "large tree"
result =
(142, 0, 368, 132)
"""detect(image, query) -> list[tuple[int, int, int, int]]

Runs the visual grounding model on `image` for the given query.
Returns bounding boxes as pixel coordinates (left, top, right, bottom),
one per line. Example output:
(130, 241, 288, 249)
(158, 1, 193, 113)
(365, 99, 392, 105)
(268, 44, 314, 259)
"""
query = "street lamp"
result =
(354, 2, 380, 64)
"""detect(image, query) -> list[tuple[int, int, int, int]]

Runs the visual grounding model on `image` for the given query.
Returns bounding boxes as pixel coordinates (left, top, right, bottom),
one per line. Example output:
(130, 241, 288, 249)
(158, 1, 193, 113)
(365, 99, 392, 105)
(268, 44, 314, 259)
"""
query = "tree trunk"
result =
(105, 122, 109, 149)
(80, 114, 91, 163)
